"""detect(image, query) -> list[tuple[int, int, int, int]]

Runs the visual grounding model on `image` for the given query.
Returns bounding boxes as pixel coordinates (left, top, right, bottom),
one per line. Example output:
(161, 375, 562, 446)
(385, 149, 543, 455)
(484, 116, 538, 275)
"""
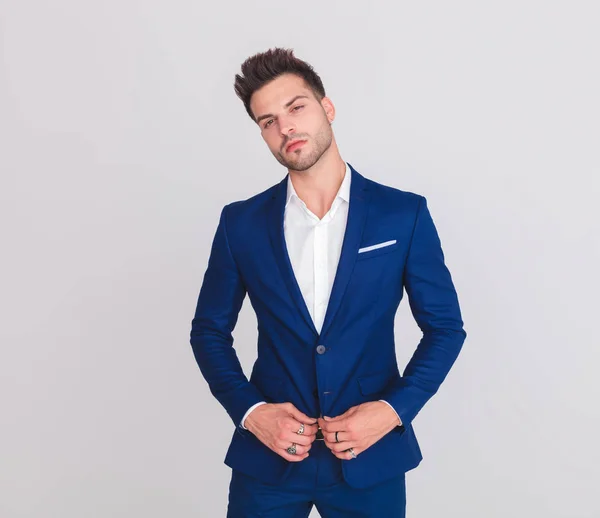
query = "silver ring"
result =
(297, 423, 305, 435)
(348, 448, 357, 459)
(287, 443, 297, 455)
(335, 431, 340, 443)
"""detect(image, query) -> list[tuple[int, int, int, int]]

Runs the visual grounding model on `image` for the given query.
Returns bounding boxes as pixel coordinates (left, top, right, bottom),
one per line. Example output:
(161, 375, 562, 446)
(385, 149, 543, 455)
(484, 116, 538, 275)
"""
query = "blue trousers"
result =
(226, 439, 406, 517)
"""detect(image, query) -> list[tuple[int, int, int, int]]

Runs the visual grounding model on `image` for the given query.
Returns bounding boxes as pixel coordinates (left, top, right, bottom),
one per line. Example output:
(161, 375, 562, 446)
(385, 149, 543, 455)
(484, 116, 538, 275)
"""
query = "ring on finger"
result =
(287, 443, 297, 455)
(335, 431, 340, 443)
(297, 423, 305, 435)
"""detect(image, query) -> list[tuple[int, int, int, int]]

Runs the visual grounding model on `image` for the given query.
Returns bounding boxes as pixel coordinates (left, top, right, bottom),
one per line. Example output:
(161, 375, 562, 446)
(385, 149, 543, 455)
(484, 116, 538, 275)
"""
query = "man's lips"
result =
(286, 140, 306, 152)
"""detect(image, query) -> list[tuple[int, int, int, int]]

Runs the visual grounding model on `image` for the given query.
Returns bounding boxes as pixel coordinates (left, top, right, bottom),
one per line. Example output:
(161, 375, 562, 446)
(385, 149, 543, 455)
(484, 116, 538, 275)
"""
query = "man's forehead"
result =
(253, 76, 312, 106)
(265, 73, 307, 92)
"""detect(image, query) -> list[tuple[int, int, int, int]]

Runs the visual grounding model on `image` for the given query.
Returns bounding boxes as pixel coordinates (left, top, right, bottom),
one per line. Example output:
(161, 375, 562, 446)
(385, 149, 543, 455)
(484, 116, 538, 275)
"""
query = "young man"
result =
(189, 47, 466, 517)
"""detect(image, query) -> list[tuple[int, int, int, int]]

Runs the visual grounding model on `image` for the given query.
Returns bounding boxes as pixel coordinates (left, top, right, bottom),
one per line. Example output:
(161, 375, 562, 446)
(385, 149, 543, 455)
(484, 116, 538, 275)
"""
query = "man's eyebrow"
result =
(255, 95, 310, 124)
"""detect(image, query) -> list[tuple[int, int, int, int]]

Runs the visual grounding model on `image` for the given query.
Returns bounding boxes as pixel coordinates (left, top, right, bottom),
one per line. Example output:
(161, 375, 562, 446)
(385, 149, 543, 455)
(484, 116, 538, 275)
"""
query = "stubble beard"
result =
(274, 122, 333, 172)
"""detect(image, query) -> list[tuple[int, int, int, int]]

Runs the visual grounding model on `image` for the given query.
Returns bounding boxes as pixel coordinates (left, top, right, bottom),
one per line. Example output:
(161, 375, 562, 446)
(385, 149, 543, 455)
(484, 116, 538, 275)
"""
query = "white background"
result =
(1, 1, 599, 516)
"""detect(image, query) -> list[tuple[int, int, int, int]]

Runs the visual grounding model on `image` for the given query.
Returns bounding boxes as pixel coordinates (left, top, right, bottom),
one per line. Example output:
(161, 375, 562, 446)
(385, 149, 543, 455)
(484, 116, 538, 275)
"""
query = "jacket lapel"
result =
(319, 164, 371, 339)
(267, 176, 319, 338)
(267, 163, 372, 341)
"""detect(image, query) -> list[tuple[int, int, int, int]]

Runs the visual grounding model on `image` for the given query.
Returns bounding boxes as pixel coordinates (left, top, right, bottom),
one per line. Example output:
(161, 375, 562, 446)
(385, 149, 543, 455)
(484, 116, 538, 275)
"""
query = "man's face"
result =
(250, 73, 334, 171)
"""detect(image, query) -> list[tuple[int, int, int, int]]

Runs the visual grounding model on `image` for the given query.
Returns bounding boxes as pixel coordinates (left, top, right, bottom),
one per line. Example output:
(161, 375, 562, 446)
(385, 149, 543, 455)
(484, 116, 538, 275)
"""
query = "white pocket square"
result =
(358, 239, 397, 253)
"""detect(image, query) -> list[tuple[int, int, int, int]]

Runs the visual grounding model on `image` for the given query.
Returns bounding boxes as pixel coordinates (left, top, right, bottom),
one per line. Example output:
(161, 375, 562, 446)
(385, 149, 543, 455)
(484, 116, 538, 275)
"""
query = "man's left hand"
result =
(318, 401, 401, 460)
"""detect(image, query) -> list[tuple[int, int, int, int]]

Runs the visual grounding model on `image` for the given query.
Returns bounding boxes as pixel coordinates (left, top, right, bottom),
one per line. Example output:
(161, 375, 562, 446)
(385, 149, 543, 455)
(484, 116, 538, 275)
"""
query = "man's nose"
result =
(279, 115, 296, 137)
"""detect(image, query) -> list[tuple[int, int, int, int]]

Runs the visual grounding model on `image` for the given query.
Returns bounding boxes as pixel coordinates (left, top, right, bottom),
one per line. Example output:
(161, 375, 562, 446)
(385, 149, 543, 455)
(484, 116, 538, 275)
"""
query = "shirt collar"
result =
(285, 161, 351, 208)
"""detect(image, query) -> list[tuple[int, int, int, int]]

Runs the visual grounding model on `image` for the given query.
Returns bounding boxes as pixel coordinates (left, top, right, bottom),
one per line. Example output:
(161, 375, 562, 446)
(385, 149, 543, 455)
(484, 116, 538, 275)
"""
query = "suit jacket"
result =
(189, 162, 466, 489)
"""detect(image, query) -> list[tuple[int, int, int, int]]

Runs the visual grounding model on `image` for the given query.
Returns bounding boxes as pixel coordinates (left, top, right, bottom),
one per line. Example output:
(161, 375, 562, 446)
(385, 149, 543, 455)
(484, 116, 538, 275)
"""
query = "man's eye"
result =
(264, 120, 273, 128)
(293, 105, 304, 111)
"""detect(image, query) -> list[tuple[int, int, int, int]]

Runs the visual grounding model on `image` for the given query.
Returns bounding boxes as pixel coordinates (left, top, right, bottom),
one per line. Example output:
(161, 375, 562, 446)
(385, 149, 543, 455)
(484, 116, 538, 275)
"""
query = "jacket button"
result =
(316, 345, 327, 354)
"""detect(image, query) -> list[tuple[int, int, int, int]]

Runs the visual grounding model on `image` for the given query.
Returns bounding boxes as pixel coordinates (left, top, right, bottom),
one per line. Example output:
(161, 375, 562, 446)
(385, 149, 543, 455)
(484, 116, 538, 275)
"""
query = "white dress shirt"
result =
(241, 162, 401, 429)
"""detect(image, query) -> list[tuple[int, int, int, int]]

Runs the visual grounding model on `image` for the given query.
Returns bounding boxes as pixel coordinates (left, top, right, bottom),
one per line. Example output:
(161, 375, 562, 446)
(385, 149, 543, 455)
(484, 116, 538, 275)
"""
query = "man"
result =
(189, 47, 466, 517)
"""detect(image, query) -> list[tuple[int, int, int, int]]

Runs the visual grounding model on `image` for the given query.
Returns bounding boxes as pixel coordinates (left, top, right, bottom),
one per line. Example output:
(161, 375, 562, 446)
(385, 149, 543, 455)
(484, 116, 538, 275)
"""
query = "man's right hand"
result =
(244, 402, 319, 462)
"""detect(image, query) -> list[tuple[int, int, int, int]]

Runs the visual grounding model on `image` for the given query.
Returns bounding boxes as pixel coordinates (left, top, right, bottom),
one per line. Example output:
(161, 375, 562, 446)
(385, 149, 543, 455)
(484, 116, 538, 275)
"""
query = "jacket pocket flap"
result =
(357, 371, 390, 395)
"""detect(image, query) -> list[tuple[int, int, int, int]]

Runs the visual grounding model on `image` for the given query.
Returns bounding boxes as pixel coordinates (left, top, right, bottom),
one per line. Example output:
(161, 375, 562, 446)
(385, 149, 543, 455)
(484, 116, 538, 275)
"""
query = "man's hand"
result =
(318, 401, 401, 460)
(244, 402, 319, 462)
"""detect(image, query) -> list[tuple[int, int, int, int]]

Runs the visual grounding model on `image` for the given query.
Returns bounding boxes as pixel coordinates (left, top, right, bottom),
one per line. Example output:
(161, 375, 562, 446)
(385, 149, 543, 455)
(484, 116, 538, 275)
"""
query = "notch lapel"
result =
(266, 163, 372, 342)
(319, 164, 371, 339)
(267, 176, 319, 338)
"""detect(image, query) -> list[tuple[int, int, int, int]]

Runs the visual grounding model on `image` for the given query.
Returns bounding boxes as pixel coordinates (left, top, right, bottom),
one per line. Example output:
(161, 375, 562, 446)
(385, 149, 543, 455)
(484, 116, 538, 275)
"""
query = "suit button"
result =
(316, 345, 327, 354)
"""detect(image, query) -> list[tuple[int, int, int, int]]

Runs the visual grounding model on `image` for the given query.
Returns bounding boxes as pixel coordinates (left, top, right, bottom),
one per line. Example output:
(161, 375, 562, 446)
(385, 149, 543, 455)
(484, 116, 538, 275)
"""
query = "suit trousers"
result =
(226, 439, 406, 517)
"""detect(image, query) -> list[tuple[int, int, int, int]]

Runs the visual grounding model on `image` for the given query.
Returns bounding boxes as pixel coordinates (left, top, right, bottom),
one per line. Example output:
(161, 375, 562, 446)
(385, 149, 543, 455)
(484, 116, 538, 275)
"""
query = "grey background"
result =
(1, 1, 599, 516)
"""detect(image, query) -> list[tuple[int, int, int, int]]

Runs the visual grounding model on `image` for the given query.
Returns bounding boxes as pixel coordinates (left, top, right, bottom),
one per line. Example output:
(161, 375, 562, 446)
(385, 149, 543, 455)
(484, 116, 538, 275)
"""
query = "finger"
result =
(327, 439, 359, 453)
(324, 430, 350, 443)
(294, 443, 312, 455)
(324, 414, 345, 420)
(269, 436, 311, 462)
(276, 441, 312, 456)
(274, 437, 313, 452)
(285, 404, 318, 425)
(284, 431, 313, 446)
(279, 449, 309, 462)
(300, 422, 320, 436)
(319, 417, 348, 433)
(318, 415, 345, 427)
(318, 415, 342, 427)
(286, 418, 319, 437)
(284, 419, 318, 443)
(322, 431, 353, 447)
(331, 447, 361, 461)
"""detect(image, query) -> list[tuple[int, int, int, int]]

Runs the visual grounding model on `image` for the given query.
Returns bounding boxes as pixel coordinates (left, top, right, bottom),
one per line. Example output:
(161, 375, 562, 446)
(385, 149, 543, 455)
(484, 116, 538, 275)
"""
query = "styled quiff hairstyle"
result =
(234, 47, 326, 123)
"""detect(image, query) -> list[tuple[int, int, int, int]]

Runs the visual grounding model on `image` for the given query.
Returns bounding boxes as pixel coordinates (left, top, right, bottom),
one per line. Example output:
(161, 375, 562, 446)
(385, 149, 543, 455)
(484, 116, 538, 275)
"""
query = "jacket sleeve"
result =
(380, 195, 467, 428)
(189, 204, 265, 430)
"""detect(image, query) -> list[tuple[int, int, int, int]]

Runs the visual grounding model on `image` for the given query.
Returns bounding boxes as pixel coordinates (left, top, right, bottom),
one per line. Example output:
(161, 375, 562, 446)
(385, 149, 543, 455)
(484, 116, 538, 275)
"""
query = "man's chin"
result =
(279, 156, 317, 172)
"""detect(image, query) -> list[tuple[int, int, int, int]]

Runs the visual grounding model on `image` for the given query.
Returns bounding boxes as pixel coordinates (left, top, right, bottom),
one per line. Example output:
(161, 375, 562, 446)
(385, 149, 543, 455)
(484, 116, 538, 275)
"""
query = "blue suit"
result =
(190, 163, 466, 498)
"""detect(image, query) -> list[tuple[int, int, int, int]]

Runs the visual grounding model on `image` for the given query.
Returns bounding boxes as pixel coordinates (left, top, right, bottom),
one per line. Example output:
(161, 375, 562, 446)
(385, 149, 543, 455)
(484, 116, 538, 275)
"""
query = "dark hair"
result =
(234, 47, 326, 123)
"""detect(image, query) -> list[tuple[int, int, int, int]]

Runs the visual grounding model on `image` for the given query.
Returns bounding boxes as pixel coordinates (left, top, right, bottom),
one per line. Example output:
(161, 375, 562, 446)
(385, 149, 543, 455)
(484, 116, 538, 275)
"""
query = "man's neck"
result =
(288, 153, 347, 219)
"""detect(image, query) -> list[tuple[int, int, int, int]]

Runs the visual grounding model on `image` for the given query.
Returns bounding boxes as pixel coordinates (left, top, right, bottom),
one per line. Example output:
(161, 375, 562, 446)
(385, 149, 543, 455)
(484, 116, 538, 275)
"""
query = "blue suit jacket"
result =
(190, 163, 466, 489)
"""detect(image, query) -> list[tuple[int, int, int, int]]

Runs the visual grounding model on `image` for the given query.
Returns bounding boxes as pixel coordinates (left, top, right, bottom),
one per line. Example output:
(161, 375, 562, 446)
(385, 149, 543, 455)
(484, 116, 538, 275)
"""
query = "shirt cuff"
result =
(379, 399, 402, 426)
(240, 401, 267, 429)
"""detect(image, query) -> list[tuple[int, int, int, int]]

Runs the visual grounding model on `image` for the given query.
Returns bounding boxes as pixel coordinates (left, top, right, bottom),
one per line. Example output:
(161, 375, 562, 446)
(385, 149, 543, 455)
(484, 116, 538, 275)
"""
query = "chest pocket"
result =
(356, 239, 400, 261)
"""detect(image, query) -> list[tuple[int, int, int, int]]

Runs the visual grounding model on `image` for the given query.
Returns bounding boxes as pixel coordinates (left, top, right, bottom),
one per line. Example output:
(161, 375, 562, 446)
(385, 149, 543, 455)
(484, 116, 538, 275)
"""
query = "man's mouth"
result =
(286, 140, 306, 152)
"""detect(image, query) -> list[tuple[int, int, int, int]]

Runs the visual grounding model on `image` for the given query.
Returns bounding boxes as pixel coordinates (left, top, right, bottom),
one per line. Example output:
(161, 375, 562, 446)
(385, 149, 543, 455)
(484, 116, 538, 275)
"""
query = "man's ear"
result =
(321, 96, 335, 124)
